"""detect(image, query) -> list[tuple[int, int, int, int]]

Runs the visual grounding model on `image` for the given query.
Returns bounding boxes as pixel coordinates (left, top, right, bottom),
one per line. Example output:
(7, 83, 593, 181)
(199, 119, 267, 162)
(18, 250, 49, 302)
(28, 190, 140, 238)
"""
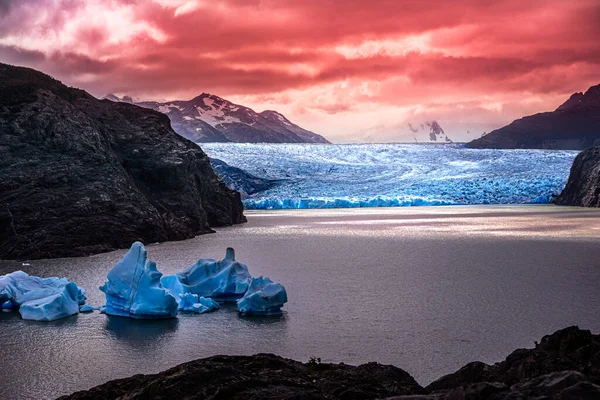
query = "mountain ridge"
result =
(468, 84, 600, 149)
(105, 93, 330, 144)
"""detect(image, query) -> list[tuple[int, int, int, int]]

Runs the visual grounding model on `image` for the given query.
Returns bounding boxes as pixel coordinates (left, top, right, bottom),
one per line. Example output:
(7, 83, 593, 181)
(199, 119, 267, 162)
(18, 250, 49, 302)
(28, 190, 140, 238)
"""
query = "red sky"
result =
(1, 0, 599, 142)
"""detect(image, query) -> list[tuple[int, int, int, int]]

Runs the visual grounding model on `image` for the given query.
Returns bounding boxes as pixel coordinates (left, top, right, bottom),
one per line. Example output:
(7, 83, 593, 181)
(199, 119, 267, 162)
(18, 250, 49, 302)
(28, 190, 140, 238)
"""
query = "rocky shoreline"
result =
(556, 146, 600, 207)
(61, 326, 599, 399)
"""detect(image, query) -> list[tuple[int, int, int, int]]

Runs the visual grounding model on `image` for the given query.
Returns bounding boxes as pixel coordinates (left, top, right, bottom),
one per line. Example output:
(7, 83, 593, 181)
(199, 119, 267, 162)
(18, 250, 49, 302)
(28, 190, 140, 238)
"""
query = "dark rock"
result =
(59, 354, 426, 400)
(467, 84, 600, 149)
(558, 381, 600, 399)
(555, 146, 600, 207)
(427, 326, 600, 393)
(60, 327, 600, 400)
(508, 371, 589, 398)
(426, 362, 492, 392)
(0, 63, 246, 260)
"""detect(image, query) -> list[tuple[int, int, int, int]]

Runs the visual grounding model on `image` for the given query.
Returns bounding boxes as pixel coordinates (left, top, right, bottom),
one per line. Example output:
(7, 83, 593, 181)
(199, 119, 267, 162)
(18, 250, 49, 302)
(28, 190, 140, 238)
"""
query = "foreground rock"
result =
(61, 353, 425, 400)
(468, 84, 600, 149)
(556, 146, 600, 207)
(0, 63, 245, 260)
(62, 326, 600, 399)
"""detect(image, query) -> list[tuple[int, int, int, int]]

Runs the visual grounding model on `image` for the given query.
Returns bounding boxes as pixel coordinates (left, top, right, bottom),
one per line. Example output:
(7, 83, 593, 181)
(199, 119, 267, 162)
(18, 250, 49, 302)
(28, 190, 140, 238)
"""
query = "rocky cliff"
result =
(0, 63, 246, 260)
(61, 326, 600, 399)
(468, 84, 600, 149)
(556, 146, 600, 207)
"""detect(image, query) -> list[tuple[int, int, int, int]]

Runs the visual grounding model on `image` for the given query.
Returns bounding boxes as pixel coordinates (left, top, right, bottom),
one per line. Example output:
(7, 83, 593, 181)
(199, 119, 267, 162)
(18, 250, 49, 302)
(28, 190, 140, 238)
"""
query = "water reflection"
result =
(104, 315, 180, 343)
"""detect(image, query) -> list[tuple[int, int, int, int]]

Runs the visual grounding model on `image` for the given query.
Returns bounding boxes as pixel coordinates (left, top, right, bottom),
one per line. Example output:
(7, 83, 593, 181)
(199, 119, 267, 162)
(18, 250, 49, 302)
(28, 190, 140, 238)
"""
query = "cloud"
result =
(0, 0, 599, 141)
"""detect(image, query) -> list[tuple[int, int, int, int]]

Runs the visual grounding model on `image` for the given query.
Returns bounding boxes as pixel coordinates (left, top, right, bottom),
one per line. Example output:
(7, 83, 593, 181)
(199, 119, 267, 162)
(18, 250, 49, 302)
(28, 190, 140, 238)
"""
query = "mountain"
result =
(0, 63, 245, 260)
(353, 120, 453, 143)
(468, 84, 600, 149)
(408, 121, 453, 143)
(105, 93, 330, 144)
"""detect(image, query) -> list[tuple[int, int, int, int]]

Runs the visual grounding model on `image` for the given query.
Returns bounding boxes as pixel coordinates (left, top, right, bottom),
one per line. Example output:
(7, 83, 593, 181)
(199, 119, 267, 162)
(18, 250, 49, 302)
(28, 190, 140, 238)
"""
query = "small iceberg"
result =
(0, 271, 87, 321)
(161, 248, 252, 302)
(237, 276, 288, 316)
(178, 293, 220, 314)
(99, 242, 178, 319)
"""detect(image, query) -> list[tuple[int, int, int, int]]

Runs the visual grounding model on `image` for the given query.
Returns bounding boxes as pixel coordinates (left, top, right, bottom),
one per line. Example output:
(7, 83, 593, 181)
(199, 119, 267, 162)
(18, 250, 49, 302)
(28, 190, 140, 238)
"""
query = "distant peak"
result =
(103, 93, 121, 102)
(556, 83, 600, 111)
(102, 93, 134, 104)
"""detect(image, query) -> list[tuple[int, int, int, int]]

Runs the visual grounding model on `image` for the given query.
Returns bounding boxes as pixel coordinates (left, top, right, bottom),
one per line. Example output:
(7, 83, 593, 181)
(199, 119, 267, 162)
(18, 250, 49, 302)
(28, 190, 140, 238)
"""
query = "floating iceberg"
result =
(178, 293, 220, 314)
(0, 271, 86, 321)
(100, 242, 178, 319)
(237, 276, 288, 316)
(161, 248, 252, 302)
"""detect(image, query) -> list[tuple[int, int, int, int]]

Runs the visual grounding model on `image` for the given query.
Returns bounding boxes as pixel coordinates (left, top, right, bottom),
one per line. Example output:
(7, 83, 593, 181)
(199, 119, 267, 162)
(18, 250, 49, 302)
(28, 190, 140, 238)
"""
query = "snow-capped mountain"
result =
(104, 93, 330, 144)
(407, 121, 453, 143)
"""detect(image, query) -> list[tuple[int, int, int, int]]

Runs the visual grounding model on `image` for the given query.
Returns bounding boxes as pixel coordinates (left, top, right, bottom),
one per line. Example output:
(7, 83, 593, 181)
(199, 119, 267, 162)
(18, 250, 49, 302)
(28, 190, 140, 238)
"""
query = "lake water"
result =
(1, 205, 600, 399)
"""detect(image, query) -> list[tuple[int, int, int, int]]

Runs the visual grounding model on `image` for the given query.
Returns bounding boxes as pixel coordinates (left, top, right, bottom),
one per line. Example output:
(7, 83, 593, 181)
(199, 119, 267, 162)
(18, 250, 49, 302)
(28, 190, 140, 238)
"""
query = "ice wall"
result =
(202, 143, 579, 209)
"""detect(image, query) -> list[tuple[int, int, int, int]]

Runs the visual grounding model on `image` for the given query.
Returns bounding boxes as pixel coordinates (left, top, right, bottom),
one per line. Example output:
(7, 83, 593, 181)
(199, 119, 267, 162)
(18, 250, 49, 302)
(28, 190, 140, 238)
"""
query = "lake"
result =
(1, 205, 600, 399)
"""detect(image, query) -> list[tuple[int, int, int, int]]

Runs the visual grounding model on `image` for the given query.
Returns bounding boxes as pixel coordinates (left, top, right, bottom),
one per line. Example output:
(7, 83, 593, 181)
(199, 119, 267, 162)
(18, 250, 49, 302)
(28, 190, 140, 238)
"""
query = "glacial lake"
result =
(2, 205, 600, 399)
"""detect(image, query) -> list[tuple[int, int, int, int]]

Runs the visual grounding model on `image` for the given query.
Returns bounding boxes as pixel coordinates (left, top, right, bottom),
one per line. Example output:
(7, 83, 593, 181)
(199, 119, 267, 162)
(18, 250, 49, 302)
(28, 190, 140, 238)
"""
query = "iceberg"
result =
(237, 276, 288, 316)
(161, 247, 252, 302)
(0, 271, 86, 321)
(100, 242, 178, 319)
(178, 293, 220, 314)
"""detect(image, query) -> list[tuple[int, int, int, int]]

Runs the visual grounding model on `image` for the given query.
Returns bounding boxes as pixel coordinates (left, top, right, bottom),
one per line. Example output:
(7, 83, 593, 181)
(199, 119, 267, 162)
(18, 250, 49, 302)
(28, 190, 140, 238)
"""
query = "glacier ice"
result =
(161, 247, 252, 302)
(100, 242, 178, 319)
(0, 271, 87, 321)
(178, 293, 220, 313)
(237, 276, 288, 316)
(201, 143, 580, 209)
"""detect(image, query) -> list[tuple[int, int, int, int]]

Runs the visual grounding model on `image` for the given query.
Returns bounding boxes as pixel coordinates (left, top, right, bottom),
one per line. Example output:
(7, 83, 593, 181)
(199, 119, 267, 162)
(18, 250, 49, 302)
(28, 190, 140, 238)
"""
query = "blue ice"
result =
(161, 247, 252, 302)
(100, 242, 178, 319)
(201, 143, 580, 209)
(0, 271, 87, 321)
(237, 276, 288, 316)
(178, 293, 220, 313)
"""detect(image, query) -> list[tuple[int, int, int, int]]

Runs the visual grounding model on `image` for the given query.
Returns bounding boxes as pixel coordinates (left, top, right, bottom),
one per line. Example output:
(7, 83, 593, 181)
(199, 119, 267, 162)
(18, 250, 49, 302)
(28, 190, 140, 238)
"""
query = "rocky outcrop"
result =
(61, 326, 600, 399)
(106, 93, 331, 144)
(468, 84, 600, 149)
(60, 353, 426, 400)
(0, 63, 245, 260)
(556, 146, 600, 207)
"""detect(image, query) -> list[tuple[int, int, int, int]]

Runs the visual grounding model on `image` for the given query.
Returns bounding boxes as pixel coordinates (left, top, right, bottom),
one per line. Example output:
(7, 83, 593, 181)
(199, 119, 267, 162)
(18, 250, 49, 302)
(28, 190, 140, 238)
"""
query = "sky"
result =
(0, 0, 599, 143)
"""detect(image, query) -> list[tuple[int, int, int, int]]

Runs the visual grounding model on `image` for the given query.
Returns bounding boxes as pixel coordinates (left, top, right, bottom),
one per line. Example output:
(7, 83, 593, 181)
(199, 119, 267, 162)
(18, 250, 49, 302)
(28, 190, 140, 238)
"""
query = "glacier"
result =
(201, 143, 580, 209)
(161, 248, 252, 302)
(0, 271, 87, 321)
(100, 242, 179, 319)
(237, 276, 288, 316)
